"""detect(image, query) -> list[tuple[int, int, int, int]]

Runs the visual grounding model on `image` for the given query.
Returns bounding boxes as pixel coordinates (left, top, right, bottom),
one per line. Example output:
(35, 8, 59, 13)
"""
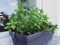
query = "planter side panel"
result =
(27, 32, 53, 45)
(14, 34, 27, 45)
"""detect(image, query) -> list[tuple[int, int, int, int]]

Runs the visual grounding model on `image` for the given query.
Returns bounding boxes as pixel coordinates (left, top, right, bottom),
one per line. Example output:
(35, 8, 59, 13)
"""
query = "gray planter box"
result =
(10, 32, 53, 45)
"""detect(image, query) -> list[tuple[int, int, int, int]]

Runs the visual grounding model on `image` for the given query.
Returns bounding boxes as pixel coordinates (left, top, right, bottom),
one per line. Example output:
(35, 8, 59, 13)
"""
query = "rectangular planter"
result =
(10, 32, 53, 45)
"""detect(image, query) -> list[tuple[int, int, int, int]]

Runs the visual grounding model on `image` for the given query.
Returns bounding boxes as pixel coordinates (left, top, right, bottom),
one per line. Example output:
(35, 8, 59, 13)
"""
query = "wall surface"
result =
(43, 0, 57, 24)
(43, 0, 60, 36)
(36, 0, 43, 9)
(57, 0, 60, 36)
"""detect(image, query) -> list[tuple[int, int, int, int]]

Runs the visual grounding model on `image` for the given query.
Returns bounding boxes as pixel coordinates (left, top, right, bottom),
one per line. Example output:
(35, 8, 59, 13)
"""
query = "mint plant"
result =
(5, 3, 58, 35)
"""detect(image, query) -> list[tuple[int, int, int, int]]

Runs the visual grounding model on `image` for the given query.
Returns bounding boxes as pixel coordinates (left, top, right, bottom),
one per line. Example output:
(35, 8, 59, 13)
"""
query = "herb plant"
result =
(5, 3, 58, 35)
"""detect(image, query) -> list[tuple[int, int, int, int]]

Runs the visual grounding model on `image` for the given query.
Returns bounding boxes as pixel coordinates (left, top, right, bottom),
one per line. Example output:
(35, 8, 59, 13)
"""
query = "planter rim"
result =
(27, 32, 41, 42)
(14, 32, 42, 42)
(14, 31, 53, 36)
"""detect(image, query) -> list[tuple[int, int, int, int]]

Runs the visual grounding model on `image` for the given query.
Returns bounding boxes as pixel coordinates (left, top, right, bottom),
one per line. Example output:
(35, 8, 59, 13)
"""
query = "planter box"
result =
(10, 32, 53, 45)
(0, 31, 14, 45)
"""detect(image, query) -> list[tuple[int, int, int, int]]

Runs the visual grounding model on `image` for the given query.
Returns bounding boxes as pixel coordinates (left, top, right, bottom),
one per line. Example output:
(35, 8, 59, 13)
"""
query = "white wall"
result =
(36, 0, 57, 24)
(43, 0, 60, 36)
(43, 0, 57, 24)
(57, 0, 60, 36)
(36, 0, 43, 9)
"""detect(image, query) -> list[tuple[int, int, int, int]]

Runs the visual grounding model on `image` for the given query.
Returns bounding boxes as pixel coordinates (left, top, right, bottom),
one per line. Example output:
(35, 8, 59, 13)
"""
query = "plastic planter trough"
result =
(10, 32, 53, 45)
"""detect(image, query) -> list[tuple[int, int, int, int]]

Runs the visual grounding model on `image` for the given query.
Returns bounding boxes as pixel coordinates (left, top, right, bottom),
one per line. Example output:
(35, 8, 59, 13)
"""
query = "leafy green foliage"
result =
(5, 3, 58, 35)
